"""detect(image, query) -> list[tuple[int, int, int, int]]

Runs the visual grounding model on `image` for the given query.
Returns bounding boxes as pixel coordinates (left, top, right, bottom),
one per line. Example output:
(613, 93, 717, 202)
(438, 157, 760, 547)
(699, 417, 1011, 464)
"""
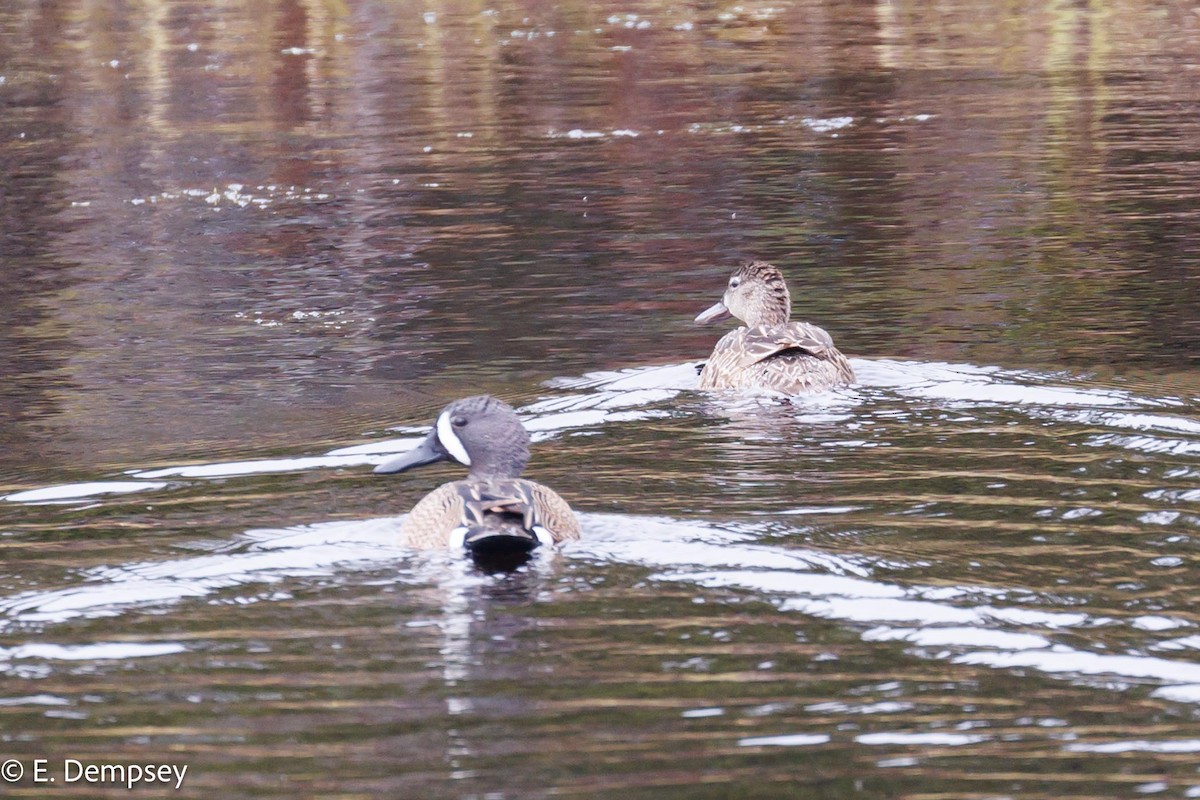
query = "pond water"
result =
(2, 0, 1200, 797)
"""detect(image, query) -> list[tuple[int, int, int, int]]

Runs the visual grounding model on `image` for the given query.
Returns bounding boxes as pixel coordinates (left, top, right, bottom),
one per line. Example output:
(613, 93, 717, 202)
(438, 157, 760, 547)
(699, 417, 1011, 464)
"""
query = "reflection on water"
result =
(2, 0, 1200, 796)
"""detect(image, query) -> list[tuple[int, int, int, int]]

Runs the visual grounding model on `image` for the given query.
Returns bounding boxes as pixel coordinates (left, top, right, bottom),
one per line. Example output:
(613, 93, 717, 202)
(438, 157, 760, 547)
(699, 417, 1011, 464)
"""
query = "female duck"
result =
(695, 260, 855, 394)
(374, 395, 581, 553)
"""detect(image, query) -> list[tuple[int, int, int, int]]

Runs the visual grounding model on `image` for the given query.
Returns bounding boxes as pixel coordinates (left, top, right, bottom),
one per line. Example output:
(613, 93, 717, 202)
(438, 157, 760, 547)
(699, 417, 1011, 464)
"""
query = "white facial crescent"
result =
(436, 411, 472, 466)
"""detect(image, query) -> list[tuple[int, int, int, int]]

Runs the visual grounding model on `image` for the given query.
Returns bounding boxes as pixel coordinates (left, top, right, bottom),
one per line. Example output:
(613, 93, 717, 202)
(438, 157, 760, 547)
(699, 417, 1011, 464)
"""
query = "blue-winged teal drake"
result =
(374, 395, 581, 554)
(694, 260, 855, 394)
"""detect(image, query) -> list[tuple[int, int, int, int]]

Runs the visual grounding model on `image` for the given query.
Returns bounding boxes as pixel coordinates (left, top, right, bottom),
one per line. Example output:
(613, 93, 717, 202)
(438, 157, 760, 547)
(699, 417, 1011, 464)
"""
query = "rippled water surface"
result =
(3, 0, 1200, 797)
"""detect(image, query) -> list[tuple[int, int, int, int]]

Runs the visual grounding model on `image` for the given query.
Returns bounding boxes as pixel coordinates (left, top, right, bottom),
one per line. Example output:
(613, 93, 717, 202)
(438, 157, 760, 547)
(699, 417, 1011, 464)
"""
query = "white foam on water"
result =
(0, 517, 409, 629)
(737, 733, 830, 747)
(0, 642, 185, 662)
(4, 481, 168, 504)
(1065, 739, 1200, 754)
(855, 732, 989, 746)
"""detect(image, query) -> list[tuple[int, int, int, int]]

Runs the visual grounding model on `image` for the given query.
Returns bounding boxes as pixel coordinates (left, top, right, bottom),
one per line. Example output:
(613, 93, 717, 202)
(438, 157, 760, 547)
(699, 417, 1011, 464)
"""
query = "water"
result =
(3, 0, 1200, 797)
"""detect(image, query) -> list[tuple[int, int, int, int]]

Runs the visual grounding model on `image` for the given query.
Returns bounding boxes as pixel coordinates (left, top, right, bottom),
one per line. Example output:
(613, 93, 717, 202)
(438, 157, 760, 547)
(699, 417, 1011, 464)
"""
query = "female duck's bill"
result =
(694, 299, 733, 326)
(373, 395, 581, 567)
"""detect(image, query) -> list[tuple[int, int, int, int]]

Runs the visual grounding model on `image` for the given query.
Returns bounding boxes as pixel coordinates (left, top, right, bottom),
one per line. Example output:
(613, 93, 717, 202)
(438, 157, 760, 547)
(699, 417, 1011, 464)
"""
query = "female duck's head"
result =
(695, 260, 792, 329)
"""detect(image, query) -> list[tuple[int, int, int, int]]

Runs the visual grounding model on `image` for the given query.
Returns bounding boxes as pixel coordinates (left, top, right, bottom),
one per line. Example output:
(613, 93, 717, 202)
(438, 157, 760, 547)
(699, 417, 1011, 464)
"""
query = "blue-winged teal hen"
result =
(374, 395, 581, 554)
(694, 260, 855, 394)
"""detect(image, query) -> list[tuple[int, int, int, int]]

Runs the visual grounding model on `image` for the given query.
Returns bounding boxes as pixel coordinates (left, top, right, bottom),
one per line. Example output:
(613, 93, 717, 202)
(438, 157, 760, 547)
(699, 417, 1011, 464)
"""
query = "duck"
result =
(694, 260, 855, 394)
(373, 395, 581, 555)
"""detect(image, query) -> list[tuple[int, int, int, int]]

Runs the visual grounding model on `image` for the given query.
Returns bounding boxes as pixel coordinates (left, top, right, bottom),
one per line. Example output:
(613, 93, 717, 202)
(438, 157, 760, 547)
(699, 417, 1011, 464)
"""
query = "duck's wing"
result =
(699, 326, 821, 389)
(740, 322, 842, 365)
(458, 480, 580, 545)
(698, 323, 855, 392)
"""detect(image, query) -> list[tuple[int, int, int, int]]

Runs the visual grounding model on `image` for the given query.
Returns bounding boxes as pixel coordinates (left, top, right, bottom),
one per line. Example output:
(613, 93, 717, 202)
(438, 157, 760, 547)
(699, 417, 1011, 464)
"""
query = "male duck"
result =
(374, 395, 581, 554)
(694, 260, 855, 394)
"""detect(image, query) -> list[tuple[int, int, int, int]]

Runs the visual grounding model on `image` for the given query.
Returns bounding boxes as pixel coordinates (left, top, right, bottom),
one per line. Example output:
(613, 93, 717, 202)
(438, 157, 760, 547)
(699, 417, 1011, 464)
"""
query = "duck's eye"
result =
(729, 277, 741, 288)
(451, 416, 467, 428)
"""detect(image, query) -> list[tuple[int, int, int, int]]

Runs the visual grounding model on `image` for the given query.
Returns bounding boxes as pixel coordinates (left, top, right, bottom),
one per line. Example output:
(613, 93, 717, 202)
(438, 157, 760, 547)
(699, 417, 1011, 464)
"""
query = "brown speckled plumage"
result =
(695, 261, 855, 395)
(374, 395, 581, 550)
(400, 479, 580, 550)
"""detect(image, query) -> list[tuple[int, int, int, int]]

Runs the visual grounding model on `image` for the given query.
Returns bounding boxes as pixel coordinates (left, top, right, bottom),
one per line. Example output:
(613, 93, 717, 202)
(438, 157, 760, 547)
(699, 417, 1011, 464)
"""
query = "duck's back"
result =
(400, 478, 581, 550)
(698, 321, 855, 395)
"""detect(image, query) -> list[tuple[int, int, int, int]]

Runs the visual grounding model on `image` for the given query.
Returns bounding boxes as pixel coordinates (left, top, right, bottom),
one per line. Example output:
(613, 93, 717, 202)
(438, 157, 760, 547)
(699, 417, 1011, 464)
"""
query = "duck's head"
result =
(695, 260, 791, 328)
(374, 395, 530, 481)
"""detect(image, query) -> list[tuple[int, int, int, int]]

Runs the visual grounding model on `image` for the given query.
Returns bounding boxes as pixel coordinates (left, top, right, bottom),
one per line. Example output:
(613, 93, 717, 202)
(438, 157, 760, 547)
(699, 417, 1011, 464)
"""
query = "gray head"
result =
(374, 395, 531, 481)
(695, 260, 792, 328)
